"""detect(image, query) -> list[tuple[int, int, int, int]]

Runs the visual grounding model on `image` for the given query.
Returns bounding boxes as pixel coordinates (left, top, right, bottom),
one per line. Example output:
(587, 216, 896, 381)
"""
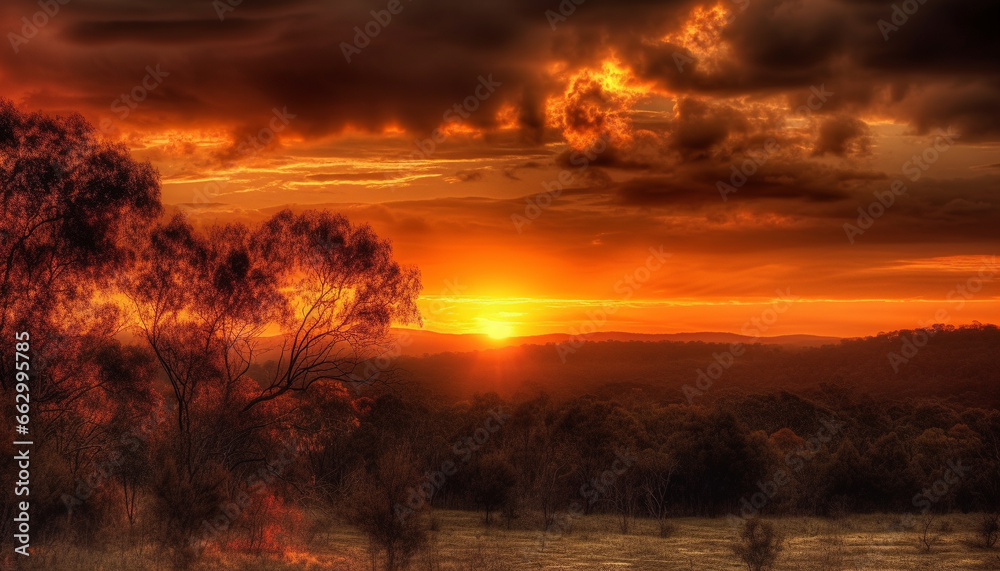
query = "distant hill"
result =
(388, 328, 840, 356)
(389, 324, 1000, 408)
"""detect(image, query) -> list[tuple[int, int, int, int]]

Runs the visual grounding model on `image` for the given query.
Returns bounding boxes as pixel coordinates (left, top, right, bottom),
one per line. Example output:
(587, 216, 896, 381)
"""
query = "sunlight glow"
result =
(481, 319, 516, 339)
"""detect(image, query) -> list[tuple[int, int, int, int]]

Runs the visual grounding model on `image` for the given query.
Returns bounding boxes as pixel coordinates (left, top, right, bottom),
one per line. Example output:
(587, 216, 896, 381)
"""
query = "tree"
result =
(556, 397, 644, 515)
(346, 444, 428, 571)
(732, 517, 784, 571)
(638, 450, 676, 537)
(124, 210, 421, 435)
(0, 99, 160, 391)
(246, 209, 422, 408)
(471, 451, 518, 525)
(916, 512, 943, 553)
(0, 100, 162, 545)
(610, 467, 641, 534)
(534, 442, 576, 530)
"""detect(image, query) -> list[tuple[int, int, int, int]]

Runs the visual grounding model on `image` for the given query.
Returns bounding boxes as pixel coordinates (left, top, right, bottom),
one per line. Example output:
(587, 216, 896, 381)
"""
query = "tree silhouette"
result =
(0, 99, 160, 391)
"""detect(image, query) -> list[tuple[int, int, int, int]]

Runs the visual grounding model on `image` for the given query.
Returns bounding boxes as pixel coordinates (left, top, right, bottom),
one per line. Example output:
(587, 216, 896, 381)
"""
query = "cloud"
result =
(1, 0, 998, 148)
(2, 0, 998, 314)
(812, 116, 871, 157)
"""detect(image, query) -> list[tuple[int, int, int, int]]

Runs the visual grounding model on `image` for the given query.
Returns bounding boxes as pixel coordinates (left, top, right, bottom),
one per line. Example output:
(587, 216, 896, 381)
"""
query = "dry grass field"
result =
(18, 511, 1000, 571)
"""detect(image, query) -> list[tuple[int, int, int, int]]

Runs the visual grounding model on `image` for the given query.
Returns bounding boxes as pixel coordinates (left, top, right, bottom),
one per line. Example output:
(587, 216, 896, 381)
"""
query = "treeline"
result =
(296, 387, 1000, 524)
(4, 361, 1000, 568)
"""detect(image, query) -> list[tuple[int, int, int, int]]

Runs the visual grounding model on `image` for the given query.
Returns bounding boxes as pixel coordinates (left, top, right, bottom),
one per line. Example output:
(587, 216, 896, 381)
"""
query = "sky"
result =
(2, 0, 999, 338)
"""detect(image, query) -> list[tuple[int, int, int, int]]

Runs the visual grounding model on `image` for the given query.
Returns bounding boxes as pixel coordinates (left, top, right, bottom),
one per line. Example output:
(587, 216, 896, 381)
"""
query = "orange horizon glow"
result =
(395, 294, 1000, 339)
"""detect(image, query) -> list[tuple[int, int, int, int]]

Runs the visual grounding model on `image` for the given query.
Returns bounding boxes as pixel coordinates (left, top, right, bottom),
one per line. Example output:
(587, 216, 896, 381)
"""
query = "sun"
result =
(482, 319, 516, 339)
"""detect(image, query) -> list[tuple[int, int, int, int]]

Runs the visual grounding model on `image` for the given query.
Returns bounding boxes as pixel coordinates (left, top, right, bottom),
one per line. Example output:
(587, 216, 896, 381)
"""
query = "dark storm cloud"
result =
(62, 18, 282, 45)
(2, 0, 999, 146)
(2, 0, 554, 136)
(723, 0, 852, 82)
(669, 98, 749, 156)
(613, 163, 855, 208)
(351, 170, 1000, 260)
(812, 116, 871, 157)
(623, 0, 1000, 140)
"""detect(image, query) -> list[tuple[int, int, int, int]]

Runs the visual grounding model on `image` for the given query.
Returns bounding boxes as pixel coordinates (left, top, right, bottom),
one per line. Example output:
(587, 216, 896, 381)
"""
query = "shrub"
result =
(916, 513, 947, 553)
(731, 517, 784, 571)
(977, 512, 999, 549)
(658, 520, 677, 538)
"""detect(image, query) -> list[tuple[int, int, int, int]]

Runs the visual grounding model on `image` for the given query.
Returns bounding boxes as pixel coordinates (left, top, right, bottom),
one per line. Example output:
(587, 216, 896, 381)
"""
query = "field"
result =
(21, 511, 1000, 570)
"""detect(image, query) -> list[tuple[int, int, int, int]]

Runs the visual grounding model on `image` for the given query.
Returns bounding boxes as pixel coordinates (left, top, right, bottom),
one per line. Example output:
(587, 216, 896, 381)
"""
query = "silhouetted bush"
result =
(732, 517, 783, 571)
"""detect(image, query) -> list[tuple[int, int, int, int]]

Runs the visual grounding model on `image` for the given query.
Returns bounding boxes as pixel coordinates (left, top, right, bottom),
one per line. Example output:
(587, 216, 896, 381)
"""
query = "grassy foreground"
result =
(18, 511, 1000, 570)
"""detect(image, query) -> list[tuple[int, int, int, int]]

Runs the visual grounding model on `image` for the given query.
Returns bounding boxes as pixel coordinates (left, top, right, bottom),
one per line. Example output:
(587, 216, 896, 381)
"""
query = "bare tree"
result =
(610, 471, 640, 534)
(346, 444, 428, 571)
(640, 452, 676, 537)
(124, 211, 421, 436)
(534, 444, 575, 530)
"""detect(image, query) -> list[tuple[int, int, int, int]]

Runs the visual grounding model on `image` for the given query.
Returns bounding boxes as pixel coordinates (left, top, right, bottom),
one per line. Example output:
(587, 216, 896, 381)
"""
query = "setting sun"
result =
(481, 319, 516, 339)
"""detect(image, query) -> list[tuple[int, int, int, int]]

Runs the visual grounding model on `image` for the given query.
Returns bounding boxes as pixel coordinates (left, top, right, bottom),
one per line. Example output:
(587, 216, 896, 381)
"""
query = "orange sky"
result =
(3, 0, 998, 338)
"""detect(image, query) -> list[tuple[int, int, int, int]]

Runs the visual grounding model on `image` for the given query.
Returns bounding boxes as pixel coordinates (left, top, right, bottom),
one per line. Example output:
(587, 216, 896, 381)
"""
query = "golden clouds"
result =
(545, 60, 654, 150)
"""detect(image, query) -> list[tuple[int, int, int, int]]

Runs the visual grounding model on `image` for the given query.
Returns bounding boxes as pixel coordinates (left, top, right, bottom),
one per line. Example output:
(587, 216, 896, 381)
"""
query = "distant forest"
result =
(373, 327, 1000, 525)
